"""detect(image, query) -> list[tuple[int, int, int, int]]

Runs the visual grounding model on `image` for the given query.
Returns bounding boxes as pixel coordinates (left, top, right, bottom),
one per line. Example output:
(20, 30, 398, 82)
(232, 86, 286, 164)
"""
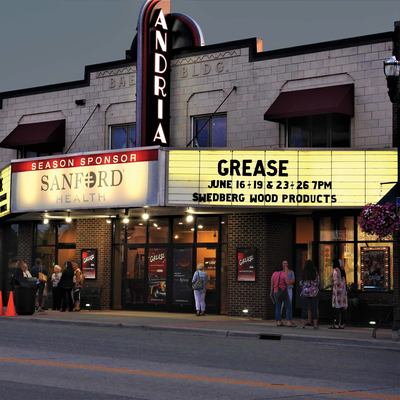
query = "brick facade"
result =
(75, 219, 112, 309)
(0, 11, 399, 318)
(228, 213, 294, 319)
(18, 222, 33, 265)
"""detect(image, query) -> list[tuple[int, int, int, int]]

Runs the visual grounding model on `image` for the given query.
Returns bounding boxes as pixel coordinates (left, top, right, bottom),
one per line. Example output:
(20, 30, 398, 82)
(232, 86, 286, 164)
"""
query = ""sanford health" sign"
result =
(11, 148, 159, 212)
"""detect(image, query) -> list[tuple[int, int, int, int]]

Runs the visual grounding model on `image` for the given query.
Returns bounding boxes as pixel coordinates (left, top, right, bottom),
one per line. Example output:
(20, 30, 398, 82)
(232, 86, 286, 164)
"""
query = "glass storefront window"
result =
(58, 222, 76, 243)
(319, 216, 354, 241)
(197, 217, 219, 243)
(36, 224, 56, 245)
(112, 245, 124, 309)
(149, 218, 169, 244)
(126, 247, 145, 304)
(357, 223, 393, 242)
(221, 216, 228, 243)
(127, 219, 147, 244)
(318, 243, 355, 290)
(173, 217, 194, 243)
(34, 246, 55, 272)
(57, 248, 76, 267)
(319, 243, 334, 290)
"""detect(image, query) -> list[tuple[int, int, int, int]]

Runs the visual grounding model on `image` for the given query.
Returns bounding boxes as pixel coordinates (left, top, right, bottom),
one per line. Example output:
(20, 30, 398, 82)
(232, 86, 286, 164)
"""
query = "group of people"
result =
(10, 258, 84, 312)
(270, 258, 348, 329)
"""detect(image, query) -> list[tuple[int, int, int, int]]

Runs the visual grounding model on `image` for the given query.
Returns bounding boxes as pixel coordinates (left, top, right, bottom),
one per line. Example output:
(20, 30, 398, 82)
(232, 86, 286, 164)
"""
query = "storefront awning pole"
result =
(186, 86, 236, 147)
(65, 104, 100, 154)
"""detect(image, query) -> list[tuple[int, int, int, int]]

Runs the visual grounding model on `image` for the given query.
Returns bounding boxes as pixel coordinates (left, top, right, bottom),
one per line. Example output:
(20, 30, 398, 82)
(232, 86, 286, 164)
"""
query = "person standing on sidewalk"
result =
(330, 258, 348, 329)
(192, 263, 208, 316)
(21, 261, 32, 278)
(281, 260, 295, 312)
(72, 262, 82, 311)
(51, 265, 62, 311)
(270, 264, 296, 327)
(30, 258, 48, 312)
(300, 260, 320, 329)
(59, 262, 74, 312)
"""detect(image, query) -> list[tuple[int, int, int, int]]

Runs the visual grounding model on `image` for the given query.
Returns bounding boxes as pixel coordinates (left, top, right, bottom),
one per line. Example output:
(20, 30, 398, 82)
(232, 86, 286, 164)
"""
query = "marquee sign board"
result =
(11, 148, 160, 213)
(0, 165, 11, 218)
(167, 150, 397, 208)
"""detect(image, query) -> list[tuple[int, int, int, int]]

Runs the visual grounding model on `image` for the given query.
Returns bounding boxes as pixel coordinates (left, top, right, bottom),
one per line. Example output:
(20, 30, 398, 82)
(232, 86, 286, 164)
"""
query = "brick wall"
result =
(18, 222, 33, 265)
(76, 219, 112, 309)
(228, 213, 294, 319)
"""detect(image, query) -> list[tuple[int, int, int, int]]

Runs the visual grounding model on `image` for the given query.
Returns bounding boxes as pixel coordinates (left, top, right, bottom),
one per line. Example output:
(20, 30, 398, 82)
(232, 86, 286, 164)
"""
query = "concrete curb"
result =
(6, 317, 400, 351)
(280, 333, 400, 351)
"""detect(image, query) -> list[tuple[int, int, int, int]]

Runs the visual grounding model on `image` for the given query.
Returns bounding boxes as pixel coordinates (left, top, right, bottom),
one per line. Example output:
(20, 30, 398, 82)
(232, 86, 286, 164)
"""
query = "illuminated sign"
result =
(137, 0, 171, 147)
(11, 148, 160, 213)
(167, 150, 397, 208)
(136, 0, 204, 147)
(0, 165, 11, 218)
(148, 8, 170, 146)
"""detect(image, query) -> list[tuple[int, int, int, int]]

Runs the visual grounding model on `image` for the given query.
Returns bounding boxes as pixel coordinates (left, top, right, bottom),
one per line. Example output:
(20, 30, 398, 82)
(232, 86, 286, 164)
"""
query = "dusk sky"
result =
(0, 0, 399, 92)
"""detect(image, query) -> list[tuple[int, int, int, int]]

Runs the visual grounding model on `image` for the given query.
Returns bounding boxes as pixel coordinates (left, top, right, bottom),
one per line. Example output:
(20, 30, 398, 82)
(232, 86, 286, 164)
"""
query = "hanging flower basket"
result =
(357, 202, 400, 241)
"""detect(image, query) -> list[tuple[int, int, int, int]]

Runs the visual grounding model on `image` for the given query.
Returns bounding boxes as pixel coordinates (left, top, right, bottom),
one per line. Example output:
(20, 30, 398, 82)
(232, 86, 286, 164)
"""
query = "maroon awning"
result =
(264, 84, 354, 123)
(0, 120, 65, 149)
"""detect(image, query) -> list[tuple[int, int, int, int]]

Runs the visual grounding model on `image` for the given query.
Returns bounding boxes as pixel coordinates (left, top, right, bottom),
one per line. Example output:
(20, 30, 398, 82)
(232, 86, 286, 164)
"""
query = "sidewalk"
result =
(4, 308, 400, 350)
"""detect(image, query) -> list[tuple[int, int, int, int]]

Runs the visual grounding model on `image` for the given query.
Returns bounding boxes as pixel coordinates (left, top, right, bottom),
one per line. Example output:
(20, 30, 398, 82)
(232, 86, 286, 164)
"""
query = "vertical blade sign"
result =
(147, 8, 170, 146)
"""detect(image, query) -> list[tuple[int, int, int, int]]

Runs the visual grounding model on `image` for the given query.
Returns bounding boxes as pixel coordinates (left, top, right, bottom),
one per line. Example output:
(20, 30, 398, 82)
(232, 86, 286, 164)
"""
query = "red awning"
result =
(0, 120, 65, 149)
(264, 84, 354, 123)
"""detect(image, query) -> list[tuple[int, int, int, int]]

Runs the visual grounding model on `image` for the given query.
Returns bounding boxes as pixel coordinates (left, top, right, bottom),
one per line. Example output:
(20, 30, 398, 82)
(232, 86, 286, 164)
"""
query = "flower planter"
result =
(358, 202, 400, 240)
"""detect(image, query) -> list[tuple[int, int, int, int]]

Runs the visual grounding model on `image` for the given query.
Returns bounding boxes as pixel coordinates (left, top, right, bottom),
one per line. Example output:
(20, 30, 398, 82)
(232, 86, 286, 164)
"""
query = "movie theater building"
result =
(0, 0, 398, 321)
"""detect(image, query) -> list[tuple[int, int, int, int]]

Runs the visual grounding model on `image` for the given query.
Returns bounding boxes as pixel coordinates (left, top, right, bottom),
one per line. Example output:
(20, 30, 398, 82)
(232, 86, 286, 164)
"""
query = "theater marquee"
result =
(0, 165, 11, 218)
(167, 150, 397, 208)
(11, 148, 160, 213)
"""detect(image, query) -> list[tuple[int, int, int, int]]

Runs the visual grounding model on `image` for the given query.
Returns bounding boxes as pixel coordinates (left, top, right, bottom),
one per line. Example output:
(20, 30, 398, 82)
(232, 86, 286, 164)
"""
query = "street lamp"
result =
(383, 54, 400, 339)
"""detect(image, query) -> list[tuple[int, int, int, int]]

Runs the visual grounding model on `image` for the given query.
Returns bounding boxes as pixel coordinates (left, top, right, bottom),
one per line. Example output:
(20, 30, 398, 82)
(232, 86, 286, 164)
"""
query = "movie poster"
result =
(237, 248, 257, 282)
(81, 249, 97, 280)
(361, 247, 389, 290)
(148, 248, 167, 303)
(172, 248, 193, 305)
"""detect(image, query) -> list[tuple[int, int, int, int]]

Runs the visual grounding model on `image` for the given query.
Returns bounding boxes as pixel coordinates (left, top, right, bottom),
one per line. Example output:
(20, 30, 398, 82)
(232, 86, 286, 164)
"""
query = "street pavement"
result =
(3, 308, 400, 351)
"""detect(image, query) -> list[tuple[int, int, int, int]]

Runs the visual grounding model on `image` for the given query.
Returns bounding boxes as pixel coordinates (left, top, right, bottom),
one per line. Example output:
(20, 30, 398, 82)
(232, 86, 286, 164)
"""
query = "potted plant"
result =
(357, 202, 400, 241)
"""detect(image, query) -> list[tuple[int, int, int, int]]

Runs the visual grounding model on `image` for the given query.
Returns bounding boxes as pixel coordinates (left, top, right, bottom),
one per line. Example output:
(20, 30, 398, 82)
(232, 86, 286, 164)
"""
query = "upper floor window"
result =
(287, 113, 350, 148)
(192, 114, 227, 147)
(24, 150, 62, 159)
(110, 124, 136, 149)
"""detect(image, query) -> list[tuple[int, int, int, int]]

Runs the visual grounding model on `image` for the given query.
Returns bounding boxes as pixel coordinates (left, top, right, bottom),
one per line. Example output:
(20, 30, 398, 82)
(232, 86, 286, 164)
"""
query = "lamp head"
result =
(383, 55, 400, 104)
(383, 55, 400, 77)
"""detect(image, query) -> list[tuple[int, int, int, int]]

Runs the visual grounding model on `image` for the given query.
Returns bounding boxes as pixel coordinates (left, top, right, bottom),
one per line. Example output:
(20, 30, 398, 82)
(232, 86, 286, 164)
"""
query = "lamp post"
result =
(383, 54, 400, 338)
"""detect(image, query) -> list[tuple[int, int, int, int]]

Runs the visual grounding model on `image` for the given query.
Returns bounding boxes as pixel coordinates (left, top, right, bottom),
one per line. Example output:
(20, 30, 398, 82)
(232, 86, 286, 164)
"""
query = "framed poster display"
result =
(81, 249, 97, 280)
(360, 247, 389, 291)
(237, 248, 257, 282)
(172, 248, 193, 305)
(148, 248, 167, 304)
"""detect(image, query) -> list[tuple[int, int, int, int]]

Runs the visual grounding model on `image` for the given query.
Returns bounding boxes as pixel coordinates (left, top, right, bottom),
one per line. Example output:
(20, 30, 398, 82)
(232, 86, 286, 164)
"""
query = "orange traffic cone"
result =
(6, 291, 17, 317)
(0, 291, 3, 316)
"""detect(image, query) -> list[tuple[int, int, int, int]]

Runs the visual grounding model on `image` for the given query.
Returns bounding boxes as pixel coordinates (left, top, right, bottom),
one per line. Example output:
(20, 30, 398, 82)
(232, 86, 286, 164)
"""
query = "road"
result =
(0, 319, 398, 399)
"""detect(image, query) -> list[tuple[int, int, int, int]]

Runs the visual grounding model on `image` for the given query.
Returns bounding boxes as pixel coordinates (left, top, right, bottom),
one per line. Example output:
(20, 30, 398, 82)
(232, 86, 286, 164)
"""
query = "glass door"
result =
(196, 247, 218, 313)
(123, 246, 145, 309)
